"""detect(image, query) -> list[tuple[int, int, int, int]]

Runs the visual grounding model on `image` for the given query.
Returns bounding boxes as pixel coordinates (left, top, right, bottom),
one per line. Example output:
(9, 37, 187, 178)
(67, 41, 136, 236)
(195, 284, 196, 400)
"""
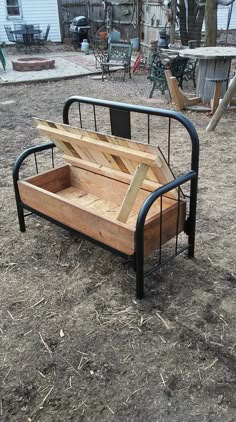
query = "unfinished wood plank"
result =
(165, 70, 185, 110)
(127, 142, 158, 182)
(66, 156, 177, 200)
(111, 136, 138, 174)
(57, 124, 97, 163)
(36, 119, 165, 175)
(70, 165, 155, 212)
(185, 104, 211, 111)
(57, 186, 171, 225)
(26, 165, 71, 192)
(210, 80, 222, 112)
(165, 70, 201, 110)
(35, 119, 179, 189)
(75, 128, 121, 169)
(90, 131, 129, 172)
(35, 119, 80, 157)
(36, 123, 162, 167)
(117, 163, 149, 223)
(18, 181, 135, 255)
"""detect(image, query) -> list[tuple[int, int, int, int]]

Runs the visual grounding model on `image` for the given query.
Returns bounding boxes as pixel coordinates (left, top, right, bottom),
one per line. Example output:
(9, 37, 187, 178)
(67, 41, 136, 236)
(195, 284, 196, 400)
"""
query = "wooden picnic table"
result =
(179, 47, 236, 102)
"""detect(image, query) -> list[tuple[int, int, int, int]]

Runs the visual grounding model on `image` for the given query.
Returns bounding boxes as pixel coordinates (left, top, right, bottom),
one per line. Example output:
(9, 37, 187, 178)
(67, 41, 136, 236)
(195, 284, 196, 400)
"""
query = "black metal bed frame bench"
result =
(13, 97, 199, 299)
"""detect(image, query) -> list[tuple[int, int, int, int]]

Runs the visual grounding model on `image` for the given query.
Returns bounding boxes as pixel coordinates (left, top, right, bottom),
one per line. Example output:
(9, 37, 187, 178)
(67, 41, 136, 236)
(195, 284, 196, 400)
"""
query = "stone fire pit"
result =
(12, 57, 55, 72)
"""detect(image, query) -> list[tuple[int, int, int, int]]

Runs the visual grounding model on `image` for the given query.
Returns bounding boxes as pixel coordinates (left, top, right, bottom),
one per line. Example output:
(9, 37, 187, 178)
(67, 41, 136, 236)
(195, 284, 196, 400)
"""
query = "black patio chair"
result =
(36, 24, 50, 50)
(148, 52, 188, 97)
(4, 25, 24, 51)
(5, 25, 15, 43)
(13, 23, 25, 31)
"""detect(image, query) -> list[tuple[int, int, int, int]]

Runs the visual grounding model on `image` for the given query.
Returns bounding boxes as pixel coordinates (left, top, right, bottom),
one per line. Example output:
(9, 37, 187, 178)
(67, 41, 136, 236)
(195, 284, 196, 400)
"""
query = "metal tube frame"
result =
(13, 97, 199, 299)
(13, 142, 55, 232)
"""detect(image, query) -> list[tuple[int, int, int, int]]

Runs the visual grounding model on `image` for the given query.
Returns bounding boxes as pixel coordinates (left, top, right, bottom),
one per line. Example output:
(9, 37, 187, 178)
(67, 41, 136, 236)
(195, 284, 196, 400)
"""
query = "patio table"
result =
(11, 27, 42, 53)
(179, 47, 236, 102)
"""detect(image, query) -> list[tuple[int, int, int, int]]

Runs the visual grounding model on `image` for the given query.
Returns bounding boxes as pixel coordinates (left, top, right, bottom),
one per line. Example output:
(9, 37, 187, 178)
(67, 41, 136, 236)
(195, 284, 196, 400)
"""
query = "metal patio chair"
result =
(148, 52, 188, 97)
(4, 25, 24, 51)
(101, 42, 132, 81)
(35, 24, 50, 50)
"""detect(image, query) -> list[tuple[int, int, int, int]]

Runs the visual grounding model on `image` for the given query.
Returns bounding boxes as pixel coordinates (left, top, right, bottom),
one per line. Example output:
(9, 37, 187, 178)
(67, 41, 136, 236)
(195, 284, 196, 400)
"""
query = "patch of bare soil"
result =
(0, 72, 236, 422)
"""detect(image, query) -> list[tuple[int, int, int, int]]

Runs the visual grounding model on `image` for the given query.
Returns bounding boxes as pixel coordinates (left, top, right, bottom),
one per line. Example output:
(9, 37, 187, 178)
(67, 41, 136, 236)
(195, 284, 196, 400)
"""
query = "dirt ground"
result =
(0, 70, 236, 422)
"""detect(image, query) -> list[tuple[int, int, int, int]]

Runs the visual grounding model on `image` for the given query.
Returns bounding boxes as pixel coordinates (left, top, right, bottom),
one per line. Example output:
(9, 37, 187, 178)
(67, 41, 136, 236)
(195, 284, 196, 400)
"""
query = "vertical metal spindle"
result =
(34, 153, 39, 174)
(175, 186, 181, 253)
(93, 105, 97, 132)
(147, 114, 150, 144)
(167, 118, 171, 165)
(159, 195, 163, 264)
(78, 102, 82, 128)
(51, 147, 54, 168)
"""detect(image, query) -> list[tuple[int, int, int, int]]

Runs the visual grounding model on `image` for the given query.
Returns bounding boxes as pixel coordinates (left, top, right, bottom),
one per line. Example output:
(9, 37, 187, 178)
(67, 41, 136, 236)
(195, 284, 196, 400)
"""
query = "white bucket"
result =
(81, 39, 89, 53)
(130, 38, 139, 49)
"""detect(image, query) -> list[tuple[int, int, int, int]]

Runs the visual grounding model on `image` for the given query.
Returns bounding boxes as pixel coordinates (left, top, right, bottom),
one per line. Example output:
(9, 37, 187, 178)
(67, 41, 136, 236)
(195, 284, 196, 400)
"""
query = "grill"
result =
(69, 16, 90, 49)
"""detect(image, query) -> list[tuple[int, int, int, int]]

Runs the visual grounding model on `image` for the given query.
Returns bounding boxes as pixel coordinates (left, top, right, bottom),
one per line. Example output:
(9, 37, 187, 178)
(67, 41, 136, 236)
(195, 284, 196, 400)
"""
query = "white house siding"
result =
(0, 0, 61, 44)
(217, 3, 236, 30)
(201, 3, 236, 32)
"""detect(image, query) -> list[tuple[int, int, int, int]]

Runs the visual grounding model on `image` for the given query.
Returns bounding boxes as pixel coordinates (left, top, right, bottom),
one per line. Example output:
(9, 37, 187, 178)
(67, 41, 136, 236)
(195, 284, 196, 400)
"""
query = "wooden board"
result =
(117, 163, 149, 222)
(35, 119, 177, 189)
(66, 157, 178, 200)
(180, 47, 236, 60)
(18, 180, 135, 255)
(34, 119, 183, 223)
(18, 166, 185, 256)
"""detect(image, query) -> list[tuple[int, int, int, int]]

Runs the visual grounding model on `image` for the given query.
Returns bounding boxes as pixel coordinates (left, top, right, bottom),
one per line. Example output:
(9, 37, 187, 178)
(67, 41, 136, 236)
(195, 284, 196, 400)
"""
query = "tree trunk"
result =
(178, 0, 205, 46)
(205, 0, 217, 46)
(179, 0, 188, 45)
(195, 7, 205, 46)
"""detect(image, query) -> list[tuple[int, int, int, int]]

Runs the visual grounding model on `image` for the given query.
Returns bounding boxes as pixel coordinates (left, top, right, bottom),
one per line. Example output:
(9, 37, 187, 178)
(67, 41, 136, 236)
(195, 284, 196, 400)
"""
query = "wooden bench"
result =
(13, 97, 199, 299)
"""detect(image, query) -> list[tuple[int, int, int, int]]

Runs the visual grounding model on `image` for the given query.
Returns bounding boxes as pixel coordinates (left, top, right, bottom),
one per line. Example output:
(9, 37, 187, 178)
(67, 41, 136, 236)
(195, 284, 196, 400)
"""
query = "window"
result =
(6, 0, 22, 17)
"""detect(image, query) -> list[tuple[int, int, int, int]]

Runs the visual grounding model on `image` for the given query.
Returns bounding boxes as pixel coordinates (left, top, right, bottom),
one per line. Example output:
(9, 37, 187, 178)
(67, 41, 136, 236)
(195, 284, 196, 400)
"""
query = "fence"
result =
(61, 0, 138, 42)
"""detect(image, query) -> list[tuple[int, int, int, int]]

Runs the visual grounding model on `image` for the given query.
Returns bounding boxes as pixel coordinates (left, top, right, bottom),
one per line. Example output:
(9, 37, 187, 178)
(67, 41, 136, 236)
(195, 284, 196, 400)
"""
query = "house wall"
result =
(218, 3, 236, 30)
(201, 4, 236, 32)
(0, 0, 61, 44)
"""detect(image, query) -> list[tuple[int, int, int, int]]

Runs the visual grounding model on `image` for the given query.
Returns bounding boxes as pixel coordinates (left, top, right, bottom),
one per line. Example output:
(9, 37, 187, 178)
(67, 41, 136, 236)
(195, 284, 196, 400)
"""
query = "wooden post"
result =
(56, 0, 64, 42)
(205, 0, 217, 47)
(206, 75, 236, 131)
(210, 80, 222, 112)
(117, 163, 149, 223)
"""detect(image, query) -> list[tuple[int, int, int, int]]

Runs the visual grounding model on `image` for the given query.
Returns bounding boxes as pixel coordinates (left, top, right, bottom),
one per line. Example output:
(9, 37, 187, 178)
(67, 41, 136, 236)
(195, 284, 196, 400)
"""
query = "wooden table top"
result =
(179, 46, 236, 60)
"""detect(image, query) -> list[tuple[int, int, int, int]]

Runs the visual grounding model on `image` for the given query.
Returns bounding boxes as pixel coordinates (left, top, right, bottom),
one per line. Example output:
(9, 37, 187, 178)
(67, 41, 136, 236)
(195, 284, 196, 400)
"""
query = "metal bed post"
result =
(13, 143, 55, 232)
(135, 171, 197, 299)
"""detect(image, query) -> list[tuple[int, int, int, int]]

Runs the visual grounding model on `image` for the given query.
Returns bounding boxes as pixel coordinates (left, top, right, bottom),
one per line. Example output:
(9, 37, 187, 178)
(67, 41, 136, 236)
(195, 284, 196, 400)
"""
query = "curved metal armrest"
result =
(136, 170, 197, 230)
(13, 142, 55, 182)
